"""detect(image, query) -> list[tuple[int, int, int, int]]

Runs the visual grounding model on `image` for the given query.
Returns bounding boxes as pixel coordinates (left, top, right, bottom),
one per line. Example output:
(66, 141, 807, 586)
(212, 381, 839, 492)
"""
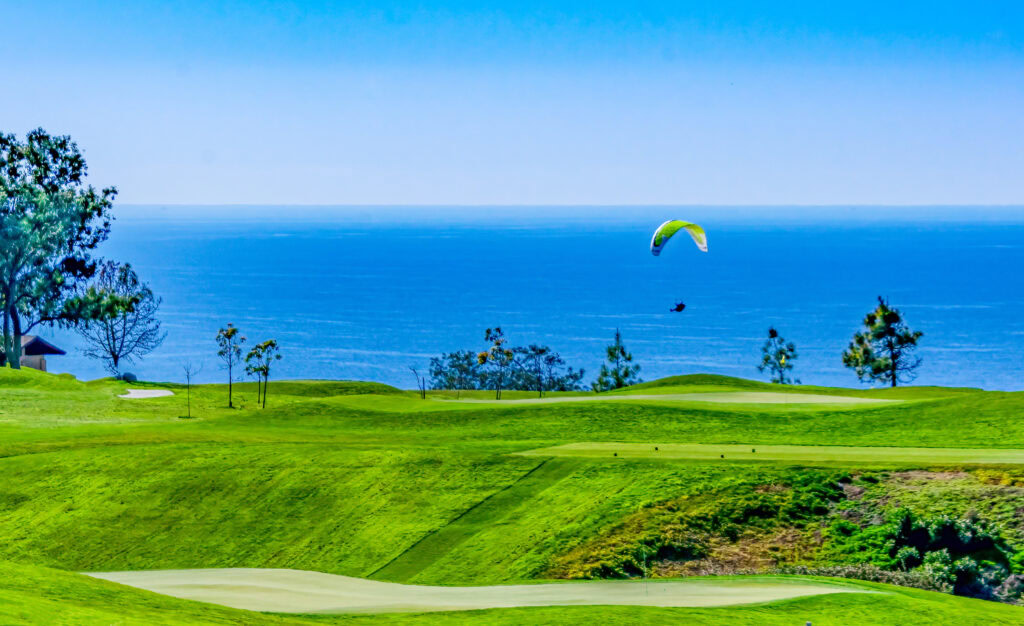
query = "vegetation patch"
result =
(548, 469, 1024, 604)
(546, 470, 846, 579)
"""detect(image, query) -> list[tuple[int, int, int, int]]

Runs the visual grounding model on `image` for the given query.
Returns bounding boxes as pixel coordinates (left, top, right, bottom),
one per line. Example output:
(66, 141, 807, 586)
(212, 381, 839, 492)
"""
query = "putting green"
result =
(444, 391, 892, 405)
(517, 442, 1024, 466)
(86, 569, 868, 614)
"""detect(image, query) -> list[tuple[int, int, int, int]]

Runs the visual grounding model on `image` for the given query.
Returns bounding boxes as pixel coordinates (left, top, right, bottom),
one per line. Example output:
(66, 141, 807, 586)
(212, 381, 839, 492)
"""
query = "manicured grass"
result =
(3, 368, 1024, 623)
(0, 560, 307, 625)
(0, 443, 538, 576)
(519, 442, 1024, 466)
(373, 459, 576, 582)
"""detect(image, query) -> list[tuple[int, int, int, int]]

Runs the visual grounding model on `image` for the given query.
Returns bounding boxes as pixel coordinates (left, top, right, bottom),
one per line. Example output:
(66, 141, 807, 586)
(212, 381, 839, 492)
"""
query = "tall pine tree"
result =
(758, 327, 799, 384)
(592, 328, 641, 392)
(842, 296, 923, 387)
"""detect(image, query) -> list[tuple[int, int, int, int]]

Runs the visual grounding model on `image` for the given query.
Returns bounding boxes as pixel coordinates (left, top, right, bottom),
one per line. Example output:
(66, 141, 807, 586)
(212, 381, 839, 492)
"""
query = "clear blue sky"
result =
(3, 1, 1023, 205)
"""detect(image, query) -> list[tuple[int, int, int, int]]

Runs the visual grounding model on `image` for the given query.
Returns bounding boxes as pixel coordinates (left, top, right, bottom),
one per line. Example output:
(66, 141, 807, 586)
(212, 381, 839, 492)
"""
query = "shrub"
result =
(996, 574, 1024, 603)
(120, 372, 137, 383)
(823, 509, 1019, 600)
(556, 471, 848, 579)
(774, 564, 952, 594)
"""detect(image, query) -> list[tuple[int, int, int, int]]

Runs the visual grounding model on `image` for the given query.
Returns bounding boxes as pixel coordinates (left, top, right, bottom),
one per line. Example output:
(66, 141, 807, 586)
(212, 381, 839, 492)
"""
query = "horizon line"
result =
(119, 203, 1024, 208)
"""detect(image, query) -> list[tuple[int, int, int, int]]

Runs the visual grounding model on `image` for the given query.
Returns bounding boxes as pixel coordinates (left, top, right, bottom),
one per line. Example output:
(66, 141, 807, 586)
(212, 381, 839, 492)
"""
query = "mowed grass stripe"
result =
(517, 443, 1024, 466)
(372, 459, 576, 582)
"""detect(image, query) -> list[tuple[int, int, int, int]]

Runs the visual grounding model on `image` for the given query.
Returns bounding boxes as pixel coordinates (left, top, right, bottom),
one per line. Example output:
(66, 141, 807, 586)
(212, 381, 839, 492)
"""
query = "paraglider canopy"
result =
(650, 220, 708, 256)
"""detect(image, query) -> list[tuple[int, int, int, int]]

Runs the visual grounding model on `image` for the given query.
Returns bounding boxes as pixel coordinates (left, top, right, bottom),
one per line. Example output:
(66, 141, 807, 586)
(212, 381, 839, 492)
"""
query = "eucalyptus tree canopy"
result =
(0, 129, 125, 368)
(216, 324, 246, 408)
(477, 327, 515, 400)
(245, 339, 281, 408)
(78, 262, 165, 376)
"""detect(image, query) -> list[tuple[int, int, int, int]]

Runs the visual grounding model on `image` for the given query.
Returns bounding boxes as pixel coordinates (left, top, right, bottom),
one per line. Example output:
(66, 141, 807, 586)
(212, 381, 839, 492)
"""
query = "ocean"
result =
(42, 206, 1024, 391)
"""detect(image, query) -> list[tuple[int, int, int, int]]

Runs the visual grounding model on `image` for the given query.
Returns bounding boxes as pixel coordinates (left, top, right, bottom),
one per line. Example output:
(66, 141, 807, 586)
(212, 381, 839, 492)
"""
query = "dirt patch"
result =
(653, 528, 820, 577)
(841, 483, 866, 500)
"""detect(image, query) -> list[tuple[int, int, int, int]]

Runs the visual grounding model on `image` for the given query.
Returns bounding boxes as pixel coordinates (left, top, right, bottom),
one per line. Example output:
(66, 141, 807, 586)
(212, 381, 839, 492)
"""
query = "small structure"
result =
(1, 336, 67, 372)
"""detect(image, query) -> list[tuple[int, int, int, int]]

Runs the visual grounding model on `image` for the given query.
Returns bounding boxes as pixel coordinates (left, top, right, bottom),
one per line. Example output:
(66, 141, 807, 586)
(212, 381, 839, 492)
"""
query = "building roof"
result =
(20, 335, 66, 356)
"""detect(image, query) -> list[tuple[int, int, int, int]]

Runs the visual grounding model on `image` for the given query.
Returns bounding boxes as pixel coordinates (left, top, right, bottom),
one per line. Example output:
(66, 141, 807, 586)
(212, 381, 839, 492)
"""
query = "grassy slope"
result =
(0, 560, 311, 625)
(2, 368, 1024, 623)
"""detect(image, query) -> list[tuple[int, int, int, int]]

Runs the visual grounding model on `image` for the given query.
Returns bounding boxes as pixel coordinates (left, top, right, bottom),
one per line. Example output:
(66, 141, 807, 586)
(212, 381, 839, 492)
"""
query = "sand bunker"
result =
(86, 568, 867, 614)
(118, 389, 174, 399)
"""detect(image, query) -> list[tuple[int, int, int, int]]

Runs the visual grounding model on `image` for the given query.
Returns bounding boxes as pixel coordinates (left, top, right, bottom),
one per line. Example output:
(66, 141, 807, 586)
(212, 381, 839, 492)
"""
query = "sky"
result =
(2, 1, 1023, 206)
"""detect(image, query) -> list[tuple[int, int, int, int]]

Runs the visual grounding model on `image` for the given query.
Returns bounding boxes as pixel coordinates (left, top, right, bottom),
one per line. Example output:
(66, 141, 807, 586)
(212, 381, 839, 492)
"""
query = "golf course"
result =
(1, 367, 1023, 624)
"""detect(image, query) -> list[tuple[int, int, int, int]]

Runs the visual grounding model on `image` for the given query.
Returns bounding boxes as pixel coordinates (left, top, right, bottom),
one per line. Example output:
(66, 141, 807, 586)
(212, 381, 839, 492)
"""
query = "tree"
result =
(0, 129, 126, 368)
(431, 340, 584, 398)
(758, 327, 799, 384)
(182, 361, 202, 418)
(216, 324, 246, 408)
(512, 344, 586, 397)
(77, 262, 165, 376)
(245, 357, 263, 407)
(842, 296, 923, 387)
(409, 365, 427, 399)
(544, 350, 586, 392)
(429, 350, 482, 398)
(592, 328, 641, 392)
(511, 344, 549, 397)
(245, 339, 281, 408)
(478, 327, 515, 400)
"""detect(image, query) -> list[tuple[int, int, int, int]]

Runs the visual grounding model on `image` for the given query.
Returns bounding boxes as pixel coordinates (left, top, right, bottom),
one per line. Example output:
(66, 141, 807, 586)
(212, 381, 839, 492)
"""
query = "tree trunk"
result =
(262, 374, 268, 409)
(9, 308, 22, 369)
(228, 362, 233, 408)
(890, 343, 898, 387)
(2, 302, 11, 369)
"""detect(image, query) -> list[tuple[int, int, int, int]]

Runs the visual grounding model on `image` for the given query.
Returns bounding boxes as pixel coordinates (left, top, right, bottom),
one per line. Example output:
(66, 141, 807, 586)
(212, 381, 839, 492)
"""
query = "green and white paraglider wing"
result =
(650, 220, 708, 256)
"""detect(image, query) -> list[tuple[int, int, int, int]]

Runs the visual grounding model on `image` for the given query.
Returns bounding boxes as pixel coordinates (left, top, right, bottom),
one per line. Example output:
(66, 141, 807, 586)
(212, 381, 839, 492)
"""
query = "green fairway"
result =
(3, 368, 1024, 623)
(0, 560, 307, 625)
(518, 442, 1024, 466)
(372, 459, 577, 582)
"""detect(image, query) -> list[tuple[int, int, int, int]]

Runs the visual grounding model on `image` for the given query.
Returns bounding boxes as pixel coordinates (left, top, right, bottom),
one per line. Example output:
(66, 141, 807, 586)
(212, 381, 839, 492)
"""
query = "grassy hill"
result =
(1, 368, 1023, 622)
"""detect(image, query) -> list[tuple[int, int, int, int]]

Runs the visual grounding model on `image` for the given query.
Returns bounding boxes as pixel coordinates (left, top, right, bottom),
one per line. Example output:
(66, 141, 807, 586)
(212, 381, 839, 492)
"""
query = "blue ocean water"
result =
(43, 206, 1024, 390)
